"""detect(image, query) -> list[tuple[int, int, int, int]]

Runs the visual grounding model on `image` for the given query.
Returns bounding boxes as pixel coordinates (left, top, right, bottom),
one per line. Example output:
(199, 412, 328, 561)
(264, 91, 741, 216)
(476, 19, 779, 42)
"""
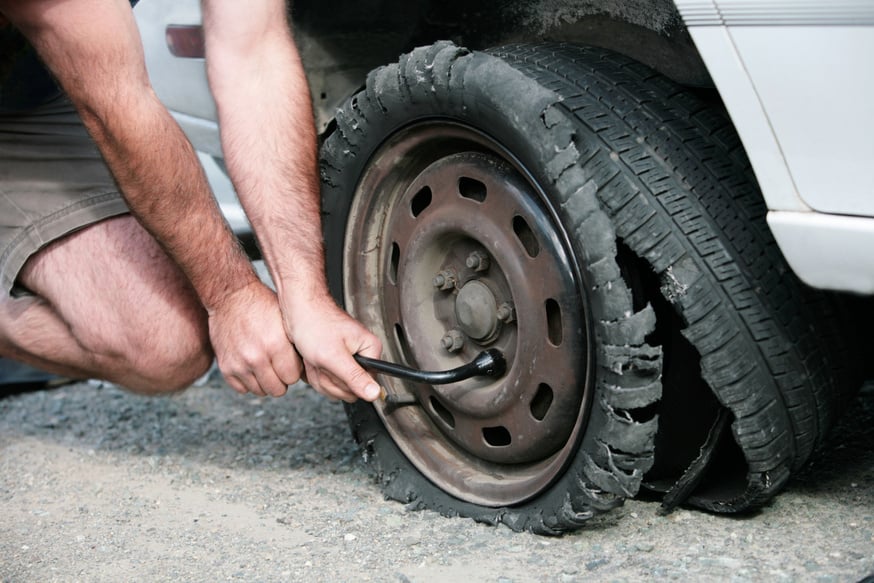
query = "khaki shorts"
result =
(0, 95, 129, 295)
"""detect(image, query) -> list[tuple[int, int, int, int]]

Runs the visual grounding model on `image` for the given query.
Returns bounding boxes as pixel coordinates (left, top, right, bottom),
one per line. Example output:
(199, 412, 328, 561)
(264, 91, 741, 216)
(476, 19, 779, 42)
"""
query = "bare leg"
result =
(0, 215, 213, 394)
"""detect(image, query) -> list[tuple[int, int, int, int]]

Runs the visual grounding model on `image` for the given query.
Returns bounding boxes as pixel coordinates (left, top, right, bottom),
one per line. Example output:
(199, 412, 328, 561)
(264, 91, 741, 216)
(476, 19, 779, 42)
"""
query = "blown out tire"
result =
(321, 42, 663, 534)
(489, 44, 858, 512)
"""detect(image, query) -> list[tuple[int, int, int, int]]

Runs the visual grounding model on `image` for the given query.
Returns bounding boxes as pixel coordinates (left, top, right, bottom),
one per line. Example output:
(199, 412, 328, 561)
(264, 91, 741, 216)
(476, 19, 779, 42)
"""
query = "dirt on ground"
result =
(1, 374, 872, 582)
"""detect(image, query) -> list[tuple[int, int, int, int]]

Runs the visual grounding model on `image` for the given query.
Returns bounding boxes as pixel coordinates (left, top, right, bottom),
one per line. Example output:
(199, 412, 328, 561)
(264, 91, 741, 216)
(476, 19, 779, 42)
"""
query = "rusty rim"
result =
(344, 122, 591, 506)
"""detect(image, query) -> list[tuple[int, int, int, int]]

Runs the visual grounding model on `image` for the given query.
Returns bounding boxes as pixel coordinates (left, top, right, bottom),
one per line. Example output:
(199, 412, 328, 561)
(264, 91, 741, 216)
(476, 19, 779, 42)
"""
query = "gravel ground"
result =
(1, 374, 872, 582)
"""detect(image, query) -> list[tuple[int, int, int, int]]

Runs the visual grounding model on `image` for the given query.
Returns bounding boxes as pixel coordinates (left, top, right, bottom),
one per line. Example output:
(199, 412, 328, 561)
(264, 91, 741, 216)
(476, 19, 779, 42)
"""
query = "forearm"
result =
(203, 1, 328, 306)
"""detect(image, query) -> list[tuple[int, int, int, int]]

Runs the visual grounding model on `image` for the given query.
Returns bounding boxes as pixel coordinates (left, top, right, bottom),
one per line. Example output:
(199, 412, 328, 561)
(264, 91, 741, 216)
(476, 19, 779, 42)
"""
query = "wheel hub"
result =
(454, 280, 499, 343)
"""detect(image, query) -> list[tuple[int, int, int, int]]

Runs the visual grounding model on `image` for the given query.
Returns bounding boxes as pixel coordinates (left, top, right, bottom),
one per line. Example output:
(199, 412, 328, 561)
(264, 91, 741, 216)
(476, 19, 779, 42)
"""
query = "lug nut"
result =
(465, 251, 490, 272)
(496, 302, 516, 324)
(433, 269, 457, 291)
(441, 329, 465, 353)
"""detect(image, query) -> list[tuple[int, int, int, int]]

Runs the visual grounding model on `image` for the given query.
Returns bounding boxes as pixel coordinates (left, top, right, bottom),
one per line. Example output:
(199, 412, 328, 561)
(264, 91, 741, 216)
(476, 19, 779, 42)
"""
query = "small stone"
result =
(586, 558, 608, 571)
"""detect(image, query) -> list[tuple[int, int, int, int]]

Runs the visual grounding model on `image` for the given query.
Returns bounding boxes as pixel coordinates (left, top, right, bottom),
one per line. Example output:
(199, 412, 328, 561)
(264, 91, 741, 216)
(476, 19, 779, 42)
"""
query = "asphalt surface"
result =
(1, 371, 872, 582)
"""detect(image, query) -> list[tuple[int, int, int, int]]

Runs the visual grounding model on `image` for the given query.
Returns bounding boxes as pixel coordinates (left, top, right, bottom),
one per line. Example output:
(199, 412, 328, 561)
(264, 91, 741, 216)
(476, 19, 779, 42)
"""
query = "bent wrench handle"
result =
(354, 349, 506, 384)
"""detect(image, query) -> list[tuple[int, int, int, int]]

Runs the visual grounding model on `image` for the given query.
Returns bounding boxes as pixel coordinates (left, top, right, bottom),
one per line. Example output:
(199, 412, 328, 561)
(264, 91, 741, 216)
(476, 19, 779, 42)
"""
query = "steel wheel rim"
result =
(343, 122, 592, 506)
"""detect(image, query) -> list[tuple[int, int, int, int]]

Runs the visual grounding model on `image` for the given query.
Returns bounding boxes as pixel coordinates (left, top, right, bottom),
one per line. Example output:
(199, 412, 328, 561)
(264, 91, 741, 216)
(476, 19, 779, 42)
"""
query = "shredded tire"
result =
(490, 43, 860, 512)
(320, 41, 664, 534)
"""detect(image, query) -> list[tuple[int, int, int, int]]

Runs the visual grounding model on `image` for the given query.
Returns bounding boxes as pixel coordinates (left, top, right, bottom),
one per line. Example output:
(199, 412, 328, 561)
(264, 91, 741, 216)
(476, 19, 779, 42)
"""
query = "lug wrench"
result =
(354, 349, 507, 406)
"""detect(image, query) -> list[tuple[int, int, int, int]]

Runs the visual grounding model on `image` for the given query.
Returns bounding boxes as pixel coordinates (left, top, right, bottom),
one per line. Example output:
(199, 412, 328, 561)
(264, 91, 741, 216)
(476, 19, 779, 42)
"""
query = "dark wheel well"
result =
(294, 0, 711, 134)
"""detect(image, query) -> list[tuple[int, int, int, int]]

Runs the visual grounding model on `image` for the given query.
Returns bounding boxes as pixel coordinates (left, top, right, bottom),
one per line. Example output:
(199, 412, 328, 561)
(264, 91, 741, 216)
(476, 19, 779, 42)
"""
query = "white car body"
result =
(675, 0, 874, 294)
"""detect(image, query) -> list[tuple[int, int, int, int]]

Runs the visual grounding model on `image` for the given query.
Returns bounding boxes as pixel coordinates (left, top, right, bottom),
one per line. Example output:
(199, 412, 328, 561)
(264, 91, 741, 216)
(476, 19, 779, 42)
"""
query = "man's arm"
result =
(1, 0, 302, 397)
(201, 0, 382, 402)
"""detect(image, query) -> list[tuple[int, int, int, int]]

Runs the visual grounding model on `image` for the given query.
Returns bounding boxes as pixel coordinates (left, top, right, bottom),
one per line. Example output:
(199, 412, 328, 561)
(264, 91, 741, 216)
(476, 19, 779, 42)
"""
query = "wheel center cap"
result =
(454, 280, 498, 342)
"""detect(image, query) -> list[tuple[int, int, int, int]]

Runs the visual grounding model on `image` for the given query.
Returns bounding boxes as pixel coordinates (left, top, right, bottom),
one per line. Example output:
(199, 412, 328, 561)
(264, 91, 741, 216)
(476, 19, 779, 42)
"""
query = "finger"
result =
(226, 375, 247, 395)
(246, 347, 295, 398)
(272, 348, 303, 387)
(235, 370, 267, 397)
(328, 352, 381, 402)
(305, 365, 352, 402)
(315, 368, 358, 403)
(220, 364, 263, 396)
(318, 381, 355, 403)
(254, 366, 288, 398)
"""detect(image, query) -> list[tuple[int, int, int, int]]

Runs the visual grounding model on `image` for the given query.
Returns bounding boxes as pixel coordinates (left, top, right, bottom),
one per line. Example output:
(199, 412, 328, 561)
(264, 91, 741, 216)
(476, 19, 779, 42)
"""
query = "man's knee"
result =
(87, 304, 213, 394)
(128, 355, 213, 394)
(93, 329, 213, 394)
(14, 215, 215, 394)
(0, 289, 212, 393)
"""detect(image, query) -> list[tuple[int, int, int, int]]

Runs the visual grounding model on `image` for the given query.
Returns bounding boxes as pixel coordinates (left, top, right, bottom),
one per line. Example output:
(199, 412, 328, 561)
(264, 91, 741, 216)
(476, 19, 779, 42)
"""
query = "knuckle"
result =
(267, 384, 288, 398)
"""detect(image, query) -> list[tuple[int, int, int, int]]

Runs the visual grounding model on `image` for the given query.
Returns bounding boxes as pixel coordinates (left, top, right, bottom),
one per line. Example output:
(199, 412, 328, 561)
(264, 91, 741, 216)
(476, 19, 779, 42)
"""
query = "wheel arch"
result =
(296, 0, 712, 135)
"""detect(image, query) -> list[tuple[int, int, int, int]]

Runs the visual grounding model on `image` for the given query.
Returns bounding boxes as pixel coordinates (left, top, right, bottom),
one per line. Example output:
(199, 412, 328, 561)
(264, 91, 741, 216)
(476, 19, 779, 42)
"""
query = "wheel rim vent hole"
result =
(389, 242, 400, 284)
(530, 383, 554, 421)
(545, 298, 563, 346)
(411, 186, 432, 217)
(482, 426, 512, 447)
(513, 216, 540, 258)
(458, 176, 487, 202)
(394, 324, 411, 360)
(430, 396, 456, 429)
